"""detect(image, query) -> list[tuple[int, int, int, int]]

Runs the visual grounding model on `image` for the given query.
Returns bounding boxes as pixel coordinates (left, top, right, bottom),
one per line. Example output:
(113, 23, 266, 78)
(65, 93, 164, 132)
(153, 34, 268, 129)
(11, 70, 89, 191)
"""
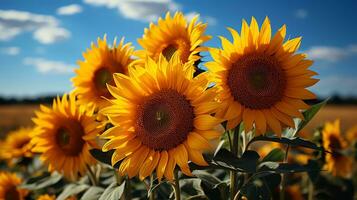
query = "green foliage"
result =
(261, 148, 285, 162)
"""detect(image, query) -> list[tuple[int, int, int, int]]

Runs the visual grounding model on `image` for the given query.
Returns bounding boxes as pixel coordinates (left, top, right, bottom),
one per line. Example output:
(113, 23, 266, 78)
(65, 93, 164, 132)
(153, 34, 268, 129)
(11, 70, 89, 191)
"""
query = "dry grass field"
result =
(0, 104, 356, 138)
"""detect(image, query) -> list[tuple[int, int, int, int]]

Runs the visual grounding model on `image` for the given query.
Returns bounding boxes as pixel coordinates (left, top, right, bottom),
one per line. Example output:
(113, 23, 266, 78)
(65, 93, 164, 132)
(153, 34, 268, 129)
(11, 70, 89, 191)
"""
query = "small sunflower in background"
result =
(0, 172, 28, 200)
(36, 194, 56, 200)
(72, 36, 135, 109)
(322, 120, 352, 177)
(346, 125, 357, 142)
(0, 127, 33, 164)
(206, 17, 318, 134)
(136, 12, 211, 66)
(100, 54, 223, 181)
(31, 93, 101, 180)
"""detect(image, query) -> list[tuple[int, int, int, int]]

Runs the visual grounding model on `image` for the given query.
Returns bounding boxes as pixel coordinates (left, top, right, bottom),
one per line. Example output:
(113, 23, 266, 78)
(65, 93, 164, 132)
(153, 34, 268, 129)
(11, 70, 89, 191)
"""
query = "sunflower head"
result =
(31, 93, 101, 180)
(322, 120, 352, 177)
(0, 172, 28, 200)
(0, 127, 34, 162)
(100, 54, 223, 181)
(72, 36, 135, 109)
(136, 12, 211, 65)
(346, 125, 357, 142)
(206, 17, 318, 135)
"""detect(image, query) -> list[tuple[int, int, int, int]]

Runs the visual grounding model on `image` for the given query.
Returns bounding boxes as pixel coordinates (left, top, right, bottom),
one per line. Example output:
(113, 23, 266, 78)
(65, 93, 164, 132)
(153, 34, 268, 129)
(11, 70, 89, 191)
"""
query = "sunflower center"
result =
(55, 121, 85, 156)
(162, 44, 178, 61)
(94, 67, 113, 97)
(227, 53, 286, 109)
(135, 89, 194, 151)
(328, 135, 343, 158)
(5, 186, 20, 200)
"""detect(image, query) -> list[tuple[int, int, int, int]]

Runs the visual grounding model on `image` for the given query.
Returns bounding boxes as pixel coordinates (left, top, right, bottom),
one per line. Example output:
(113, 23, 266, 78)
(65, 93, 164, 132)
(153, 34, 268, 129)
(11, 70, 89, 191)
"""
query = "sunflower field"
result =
(1, 11, 357, 200)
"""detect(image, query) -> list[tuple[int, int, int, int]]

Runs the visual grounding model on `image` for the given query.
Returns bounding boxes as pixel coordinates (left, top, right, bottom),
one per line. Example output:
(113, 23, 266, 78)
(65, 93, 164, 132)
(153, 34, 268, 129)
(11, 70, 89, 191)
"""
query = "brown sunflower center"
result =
(55, 120, 85, 156)
(5, 186, 20, 200)
(328, 135, 343, 158)
(94, 67, 113, 97)
(227, 53, 286, 109)
(162, 44, 178, 61)
(135, 89, 194, 151)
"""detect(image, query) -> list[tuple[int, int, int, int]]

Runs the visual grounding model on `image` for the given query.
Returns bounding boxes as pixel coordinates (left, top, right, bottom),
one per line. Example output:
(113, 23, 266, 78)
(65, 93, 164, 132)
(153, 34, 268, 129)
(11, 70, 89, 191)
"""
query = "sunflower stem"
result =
(230, 127, 240, 200)
(86, 165, 98, 186)
(308, 177, 314, 200)
(280, 144, 290, 200)
(173, 169, 181, 200)
(149, 174, 155, 200)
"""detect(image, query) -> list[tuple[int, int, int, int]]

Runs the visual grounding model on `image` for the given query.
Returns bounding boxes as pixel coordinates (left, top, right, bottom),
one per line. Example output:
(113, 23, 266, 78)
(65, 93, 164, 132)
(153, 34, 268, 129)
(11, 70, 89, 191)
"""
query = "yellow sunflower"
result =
(0, 172, 28, 200)
(1, 127, 33, 162)
(72, 36, 135, 109)
(346, 125, 357, 142)
(322, 120, 352, 177)
(31, 93, 101, 180)
(206, 17, 318, 135)
(100, 54, 223, 181)
(36, 194, 56, 200)
(136, 12, 211, 64)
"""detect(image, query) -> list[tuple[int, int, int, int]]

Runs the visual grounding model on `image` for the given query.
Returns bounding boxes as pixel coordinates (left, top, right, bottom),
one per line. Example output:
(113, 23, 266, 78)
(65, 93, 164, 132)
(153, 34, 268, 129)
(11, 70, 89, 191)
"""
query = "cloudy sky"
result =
(0, 0, 357, 97)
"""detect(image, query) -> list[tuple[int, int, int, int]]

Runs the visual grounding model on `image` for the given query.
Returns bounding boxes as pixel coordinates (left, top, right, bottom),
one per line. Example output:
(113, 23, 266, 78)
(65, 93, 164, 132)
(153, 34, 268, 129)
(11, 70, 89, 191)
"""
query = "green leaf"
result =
(247, 135, 323, 151)
(261, 148, 285, 162)
(297, 99, 329, 132)
(240, 173, 281, 200)
(89, 149, 114, 166)
(186, 194, 208, 200)
(80, 186, 104, 200)
(211, 148, 260, 172)
(192, 171, 221, 187)
(21, 172, 63, 190)
(99, 181, 126, 200)
(258, 161, 320, 173)
(57, 184, 90, 200)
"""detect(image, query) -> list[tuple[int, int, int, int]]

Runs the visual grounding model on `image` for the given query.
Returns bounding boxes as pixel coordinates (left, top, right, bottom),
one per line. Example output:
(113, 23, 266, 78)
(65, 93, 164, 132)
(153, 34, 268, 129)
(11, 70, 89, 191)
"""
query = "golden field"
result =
(0, 104, 356, 137)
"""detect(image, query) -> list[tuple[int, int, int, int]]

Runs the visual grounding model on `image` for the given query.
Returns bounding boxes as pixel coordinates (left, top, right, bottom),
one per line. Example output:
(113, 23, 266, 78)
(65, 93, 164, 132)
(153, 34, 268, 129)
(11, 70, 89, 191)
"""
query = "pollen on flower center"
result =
(135, 89, 194, 151)
(55, 121, 85, 156)
(94, 67, 113, 96)
(162, 44, 178, 61)
(5, 186, 20, 200)
(227, 53, 286, 109)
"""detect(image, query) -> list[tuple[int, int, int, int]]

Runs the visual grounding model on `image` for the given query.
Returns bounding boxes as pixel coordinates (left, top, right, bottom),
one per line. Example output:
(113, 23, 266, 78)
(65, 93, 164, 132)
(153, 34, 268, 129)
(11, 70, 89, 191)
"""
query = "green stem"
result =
(149, 174, 155, 200)
(280, 145, 290, 200)
(173, 170, 181, 200)
(308, 178, 314, 200)
(86, 165, 98, 186)
(230, 127, 240, 200)
(125, 176, 132, 200)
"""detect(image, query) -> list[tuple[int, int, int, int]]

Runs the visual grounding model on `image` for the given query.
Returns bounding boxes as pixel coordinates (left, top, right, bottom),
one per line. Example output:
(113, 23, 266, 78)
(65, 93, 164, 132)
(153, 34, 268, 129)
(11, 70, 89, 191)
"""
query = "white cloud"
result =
(294, 9, 308, 19)
(306, 45, 357, 62)
(0, 9, 70, 44)
(185, 12, 217, 26)
(33, 27, 71, 44)
(23, 57, 75, 74)
(1, 46, 20, 55)
(83, 0, 180, 22)
(57, 4, 83, 15)
(312, 76, 357, 96)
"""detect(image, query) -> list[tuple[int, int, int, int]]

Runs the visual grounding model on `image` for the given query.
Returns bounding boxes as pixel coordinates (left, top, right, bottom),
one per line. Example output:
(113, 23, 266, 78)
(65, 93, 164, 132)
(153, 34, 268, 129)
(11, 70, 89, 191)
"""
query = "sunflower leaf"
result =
(258, 161, 320, 173)
(246, 135, 324, 151)
(211, 148, 259, 172)
(261, 148, 285, 162)
(80, 186, 104, 200)
(297, 98, 329, 132)
(99, 181, 126, 200)
(57, 183, 90, 200)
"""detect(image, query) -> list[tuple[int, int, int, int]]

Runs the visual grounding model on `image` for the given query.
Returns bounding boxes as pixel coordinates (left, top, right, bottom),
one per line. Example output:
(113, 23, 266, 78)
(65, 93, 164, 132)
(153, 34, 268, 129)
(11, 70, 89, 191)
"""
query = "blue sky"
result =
(0, 0, 357, 97)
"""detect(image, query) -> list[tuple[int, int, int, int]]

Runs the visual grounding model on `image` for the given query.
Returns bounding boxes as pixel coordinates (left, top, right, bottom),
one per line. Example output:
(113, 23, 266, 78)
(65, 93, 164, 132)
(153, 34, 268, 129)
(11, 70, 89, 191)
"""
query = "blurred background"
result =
(0, 0, 357, 136)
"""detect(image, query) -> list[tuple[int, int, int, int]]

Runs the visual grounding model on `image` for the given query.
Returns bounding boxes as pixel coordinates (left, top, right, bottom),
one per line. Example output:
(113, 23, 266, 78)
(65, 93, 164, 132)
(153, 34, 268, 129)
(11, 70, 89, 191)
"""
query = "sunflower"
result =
(100, 54, 223, 181)
(206, 17, 318, 134)
(346, 125, 357, 142)
(36, 194, 56, 200)
(1, 127, 33, 162)
(136, 12, 211, 65)
(0, 172, 28, 200)
(322, 120, 352, 177)
(31, 93, 101, 180)
(72, 36, 135, 109)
